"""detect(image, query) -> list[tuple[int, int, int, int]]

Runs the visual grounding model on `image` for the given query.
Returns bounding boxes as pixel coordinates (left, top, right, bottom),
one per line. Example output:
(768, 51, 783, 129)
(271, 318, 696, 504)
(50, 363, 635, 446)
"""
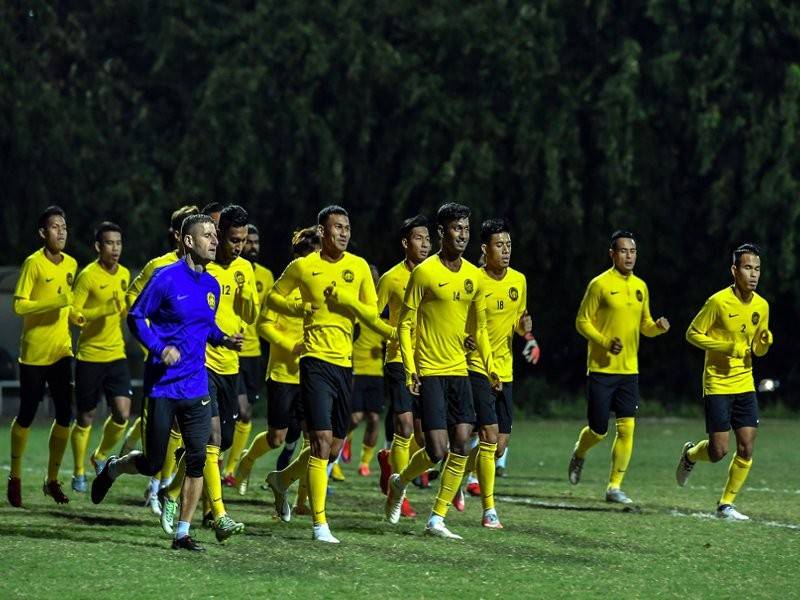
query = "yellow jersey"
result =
(126, 250, 179, 308)
(686, 286, 771, 395)
(205, 256, 259, 375)
(13, 248, 78, 366)
(73, 261, 131, 362)
(399, 254, 493, 379)
(241, 262, 274, 357)
(268, 251, 378, 368)
(353, 323, 385, 376)
(258, 290, 304, 384)
(377, 261, 413, 365)
(575, 267, 664, 375)
(466, 267, 527, 382)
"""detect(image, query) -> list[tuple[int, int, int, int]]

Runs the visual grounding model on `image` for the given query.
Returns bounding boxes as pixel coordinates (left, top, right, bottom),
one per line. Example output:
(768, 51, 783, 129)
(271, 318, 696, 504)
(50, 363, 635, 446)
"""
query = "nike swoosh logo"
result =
(485, 293, 493, 298)
(45, 277, 54, 282)
(177, 294, 189, 300)
(201, 398, 210, 406)
(438, 282, 449, 287)
(99, 284, 109, 289)
(312, 271, 323, 276)
(610, 291, 620, 295)
(728, 313, 738, 318)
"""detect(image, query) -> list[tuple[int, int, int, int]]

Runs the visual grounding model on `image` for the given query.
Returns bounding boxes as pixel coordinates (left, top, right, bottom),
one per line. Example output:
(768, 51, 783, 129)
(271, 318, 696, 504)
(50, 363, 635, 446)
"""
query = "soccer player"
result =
(222, 224, 274, 484)
(375, 215, 431, 517)
(91, 214, 244, 551)
(69, 222, 132, 494)
(568, 230, 669, 504)
(463, 218, 540, 528)
(675, 243, 772, 520)
(266, 205, 391, 543)
(234, 226, 320, 499)
(347, 264, 387, 477)
(8, 206, 78, 507)
(385, 203, 498, 540)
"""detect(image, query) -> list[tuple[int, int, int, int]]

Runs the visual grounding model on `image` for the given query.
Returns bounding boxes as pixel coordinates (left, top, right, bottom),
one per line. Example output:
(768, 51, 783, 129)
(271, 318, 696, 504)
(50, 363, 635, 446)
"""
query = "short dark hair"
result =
(201, 202, 224, 216)
(317, 205, 348, 226)
(435, 203, 470, 228)
(733, 243, 761, 267)
(95, 221, 123, 244)
(610, 229, 636, 250)
(38, 206, 66, 230)
(181, 214, 214, 239)
(400, 215, 429, 239)
(480, 218, 510, 244)
(292, 226, 320, 257)
(218, 204, 249, 235)
(247, 224, 259, 236)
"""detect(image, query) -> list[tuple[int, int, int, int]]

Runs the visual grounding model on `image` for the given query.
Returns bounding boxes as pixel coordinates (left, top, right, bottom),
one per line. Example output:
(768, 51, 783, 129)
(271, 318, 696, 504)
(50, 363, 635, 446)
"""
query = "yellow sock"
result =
(608, 417, 635, 489)
(10, 418, 30, 479)
(203, 445, 226, 519)
(409, 434, 422, 458)
(432, 452, 467, 518)
(203, 490, 211, 516)
(466, 444, 479, 474)
(47, 422, 70, 482)
(477, 441, 498, 511)
(687, 440, 711, 463)
(399, 448, 435, 486)
(389, 434, 412, 473)
(126, 417, 142, 445)
(224, 421, 252, 476)
(160, 429, 183, 483)
(360, 443, 376, 467)
(308, 455, 329, 526)
(94, 417, 127, 462)
(720, 454, 753, 506)
(295, 472, 309, 507)
(70, 423, 92, 476)
(575, 425, 606, 459)
(167, 454, 186, 501)
(238, 431, 272, 481)
(279, 445, 311, 488)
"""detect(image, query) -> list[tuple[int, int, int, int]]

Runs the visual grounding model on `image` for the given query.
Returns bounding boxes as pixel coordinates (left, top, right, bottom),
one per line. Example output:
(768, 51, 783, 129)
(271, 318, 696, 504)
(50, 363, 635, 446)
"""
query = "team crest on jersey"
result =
(234, 271, 245, 286)
(342, 269, 355, 283)
(464, 279, 474, 294)
(121, 279, 128, 291)
(635, 289, 643, 302)
(66, 273, 74, 286)
(752, 312, 760, 325)
(207, 292, 216, 310)
(508, 287, 519, 301)
(256, 281, 263, 293)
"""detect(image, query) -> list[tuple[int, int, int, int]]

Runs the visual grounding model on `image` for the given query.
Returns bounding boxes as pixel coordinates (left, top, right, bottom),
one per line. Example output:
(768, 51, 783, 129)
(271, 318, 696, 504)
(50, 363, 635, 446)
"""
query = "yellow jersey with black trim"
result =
(241, 262, 274, 357)
(205, 256, 259, 375)
(260, 290, 304, 384)
(575, 268, 664, 375)
(126, 250, 179, 308)
(14, 249, 78, 365)
(686, 287, 770, 395)
(400, 255, 487, 377)
(73, 261, 131, 362)
(466, 267, 527, 382)
(270, 251, 377, 368)
(353, 323, 385, 376)
(377, 261, 413, 365)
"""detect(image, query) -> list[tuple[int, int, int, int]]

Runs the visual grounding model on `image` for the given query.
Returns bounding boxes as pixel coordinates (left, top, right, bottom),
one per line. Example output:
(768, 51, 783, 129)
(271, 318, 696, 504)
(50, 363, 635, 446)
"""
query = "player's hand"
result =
(303, 302, 320, 317)
(464, 335, 477, 351)
(759, 329, 773, 346)
(222, 333, 245, 351)
(291, 341, 304, 356)
(161, 345, 181, 365)
(609, 337, 623, 355)
(69, 311, 86, 327)
(323, 282, 337, 299)
(522, 337, 540, 364)
(490, 372, 503, 392)
(407, 372, 421, 396)
(656, 316, 670, 331)
(732, 340, 749, 359)
(519, 310, 532, 333)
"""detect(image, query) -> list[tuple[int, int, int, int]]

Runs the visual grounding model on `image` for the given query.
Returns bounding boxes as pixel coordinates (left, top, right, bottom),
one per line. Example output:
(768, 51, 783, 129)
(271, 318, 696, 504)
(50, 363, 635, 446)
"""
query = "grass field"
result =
(2, 418, 798, 599)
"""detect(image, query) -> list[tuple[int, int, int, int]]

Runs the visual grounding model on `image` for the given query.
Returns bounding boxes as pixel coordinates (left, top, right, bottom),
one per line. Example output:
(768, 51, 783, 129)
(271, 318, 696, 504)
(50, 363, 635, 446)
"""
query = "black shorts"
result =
(237, 356, 262, 405)
(18, 357, 73, 427)
(139, 395, 211, 478)
(267, 378, 302, 430)
(419, 375, 474, 432)
(469, 371, 515, 434)
(75, 359, 132, 412)
(208, 370, 239, 450)
(352, 375, 385, 413)
(704, 393, 759, 433)
(300, 357, 352, 439)
(384, 362, 418, 415)
(586, 373, 639, 435)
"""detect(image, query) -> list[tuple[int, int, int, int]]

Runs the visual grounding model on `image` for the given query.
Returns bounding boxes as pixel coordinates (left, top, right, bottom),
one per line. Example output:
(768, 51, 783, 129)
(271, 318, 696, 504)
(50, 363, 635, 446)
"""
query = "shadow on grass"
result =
(0, 521, 167, 549)
(44, 509, 147, 527)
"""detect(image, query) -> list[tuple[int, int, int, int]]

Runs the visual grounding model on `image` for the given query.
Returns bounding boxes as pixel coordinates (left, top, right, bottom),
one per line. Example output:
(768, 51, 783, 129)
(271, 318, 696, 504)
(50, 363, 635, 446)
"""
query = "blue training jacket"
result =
(128, 259, 226, 399)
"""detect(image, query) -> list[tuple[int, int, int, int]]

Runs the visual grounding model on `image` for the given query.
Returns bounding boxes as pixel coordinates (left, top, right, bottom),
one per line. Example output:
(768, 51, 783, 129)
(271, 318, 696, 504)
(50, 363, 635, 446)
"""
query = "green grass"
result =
(2, 418, 799, 599)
